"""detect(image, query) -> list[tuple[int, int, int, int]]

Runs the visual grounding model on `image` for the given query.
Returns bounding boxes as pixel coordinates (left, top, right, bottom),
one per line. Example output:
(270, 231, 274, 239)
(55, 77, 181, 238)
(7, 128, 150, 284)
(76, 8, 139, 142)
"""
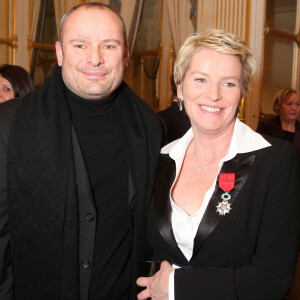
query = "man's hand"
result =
(136, 261, 174, 300)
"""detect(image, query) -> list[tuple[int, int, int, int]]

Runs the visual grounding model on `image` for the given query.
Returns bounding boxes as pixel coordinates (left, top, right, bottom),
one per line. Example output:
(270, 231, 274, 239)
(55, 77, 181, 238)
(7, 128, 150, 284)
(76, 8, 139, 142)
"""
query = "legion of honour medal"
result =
(216, 173, 235, 216)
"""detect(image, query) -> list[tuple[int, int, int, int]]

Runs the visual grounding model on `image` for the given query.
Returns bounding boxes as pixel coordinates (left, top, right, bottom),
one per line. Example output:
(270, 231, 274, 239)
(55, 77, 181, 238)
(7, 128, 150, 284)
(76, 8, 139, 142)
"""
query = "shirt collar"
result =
(161, 118, 271, 162)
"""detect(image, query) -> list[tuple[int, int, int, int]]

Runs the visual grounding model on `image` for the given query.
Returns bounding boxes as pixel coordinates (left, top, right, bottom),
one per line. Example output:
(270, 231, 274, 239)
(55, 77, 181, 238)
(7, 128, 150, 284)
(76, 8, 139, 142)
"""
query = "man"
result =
(0, 3, 162, 299)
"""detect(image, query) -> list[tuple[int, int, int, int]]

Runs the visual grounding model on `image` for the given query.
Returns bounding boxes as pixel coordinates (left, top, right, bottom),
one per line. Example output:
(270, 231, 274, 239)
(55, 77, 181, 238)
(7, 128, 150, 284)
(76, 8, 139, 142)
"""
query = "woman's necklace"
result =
(194, 144, 228, 172)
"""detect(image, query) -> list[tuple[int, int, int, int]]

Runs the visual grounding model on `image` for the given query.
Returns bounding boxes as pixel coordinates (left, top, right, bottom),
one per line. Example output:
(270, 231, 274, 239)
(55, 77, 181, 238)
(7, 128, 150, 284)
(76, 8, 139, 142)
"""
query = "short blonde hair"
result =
(174, 29, 256, 96)
(273, 88, 300, 114)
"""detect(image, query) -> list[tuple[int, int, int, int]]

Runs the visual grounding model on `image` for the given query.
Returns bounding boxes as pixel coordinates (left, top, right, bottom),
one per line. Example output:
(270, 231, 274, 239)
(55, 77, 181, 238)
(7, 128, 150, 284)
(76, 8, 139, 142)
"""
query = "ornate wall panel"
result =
(0, 0, 17, 64)
(197, 0, 250, 42)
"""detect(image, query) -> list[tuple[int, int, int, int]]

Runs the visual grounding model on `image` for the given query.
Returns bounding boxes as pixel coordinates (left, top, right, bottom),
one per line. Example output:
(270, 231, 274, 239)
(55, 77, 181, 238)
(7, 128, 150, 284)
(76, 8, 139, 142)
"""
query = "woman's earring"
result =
(178, 99, 184, 111)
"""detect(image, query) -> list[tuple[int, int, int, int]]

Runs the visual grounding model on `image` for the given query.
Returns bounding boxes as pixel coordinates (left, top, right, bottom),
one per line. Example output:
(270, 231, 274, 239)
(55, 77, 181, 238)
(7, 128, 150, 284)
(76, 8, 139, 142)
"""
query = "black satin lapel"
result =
(192, 154, 256, 257)
(154, 155, 186, 261)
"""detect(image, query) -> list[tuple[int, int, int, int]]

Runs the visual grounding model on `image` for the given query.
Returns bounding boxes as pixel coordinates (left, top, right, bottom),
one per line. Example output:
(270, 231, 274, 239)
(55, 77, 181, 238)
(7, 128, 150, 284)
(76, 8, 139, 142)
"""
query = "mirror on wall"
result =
(267, 0, 298, 34)
(261, 0, 299, 116)
(29, 0, 57, 88)
(124, 0, 162, 110)
(261, 35, 295, 115)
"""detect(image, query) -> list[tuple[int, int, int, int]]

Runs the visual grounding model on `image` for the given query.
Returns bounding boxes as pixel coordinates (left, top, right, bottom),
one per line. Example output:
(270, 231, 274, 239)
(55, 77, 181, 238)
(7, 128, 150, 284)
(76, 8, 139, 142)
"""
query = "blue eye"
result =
(224, 82, 235, 87)
(196, 78, 205, 82)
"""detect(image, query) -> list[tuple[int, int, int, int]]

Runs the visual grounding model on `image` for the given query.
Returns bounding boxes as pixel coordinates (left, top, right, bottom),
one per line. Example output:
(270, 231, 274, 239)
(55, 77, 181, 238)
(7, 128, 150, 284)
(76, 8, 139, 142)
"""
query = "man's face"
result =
(55, 7, 128, 100)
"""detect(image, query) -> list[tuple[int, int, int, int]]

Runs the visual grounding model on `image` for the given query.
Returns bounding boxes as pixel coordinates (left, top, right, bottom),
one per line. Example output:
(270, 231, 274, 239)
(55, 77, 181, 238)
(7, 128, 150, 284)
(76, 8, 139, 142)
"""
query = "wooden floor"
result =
(286, 252, 300, 300)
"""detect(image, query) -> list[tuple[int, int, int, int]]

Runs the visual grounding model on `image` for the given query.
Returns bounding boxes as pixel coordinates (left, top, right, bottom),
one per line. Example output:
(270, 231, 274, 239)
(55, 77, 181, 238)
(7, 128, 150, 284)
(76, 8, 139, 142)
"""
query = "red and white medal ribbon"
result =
(216, 173, 235, 215)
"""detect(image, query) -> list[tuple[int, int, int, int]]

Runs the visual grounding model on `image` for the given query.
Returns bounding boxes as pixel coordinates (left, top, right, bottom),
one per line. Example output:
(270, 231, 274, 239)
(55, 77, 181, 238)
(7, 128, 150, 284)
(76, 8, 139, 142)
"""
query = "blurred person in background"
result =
(256, 88, 300, 163)
(0, 64, 34, 103)
(158, 75, 191, 145)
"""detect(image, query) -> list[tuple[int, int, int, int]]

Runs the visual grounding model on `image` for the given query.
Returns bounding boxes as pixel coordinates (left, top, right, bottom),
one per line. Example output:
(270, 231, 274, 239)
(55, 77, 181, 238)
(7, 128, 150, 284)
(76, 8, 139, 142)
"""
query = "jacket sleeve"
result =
(0, 130, 14, 299)
(0, 100, 19, 300)
(174, 145, 300, 300)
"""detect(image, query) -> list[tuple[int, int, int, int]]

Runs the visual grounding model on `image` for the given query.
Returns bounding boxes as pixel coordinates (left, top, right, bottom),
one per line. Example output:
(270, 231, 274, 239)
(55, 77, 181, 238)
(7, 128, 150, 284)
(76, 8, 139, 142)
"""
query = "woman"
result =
(256, 88, 300, 163)
(0, 64, 34, 103)
(137, 30, 300, 300)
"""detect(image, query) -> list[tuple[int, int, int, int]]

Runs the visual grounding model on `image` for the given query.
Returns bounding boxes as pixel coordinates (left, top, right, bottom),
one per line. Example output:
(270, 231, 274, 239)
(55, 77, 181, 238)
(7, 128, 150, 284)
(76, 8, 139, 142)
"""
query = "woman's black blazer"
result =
(147, 135, 300, 300)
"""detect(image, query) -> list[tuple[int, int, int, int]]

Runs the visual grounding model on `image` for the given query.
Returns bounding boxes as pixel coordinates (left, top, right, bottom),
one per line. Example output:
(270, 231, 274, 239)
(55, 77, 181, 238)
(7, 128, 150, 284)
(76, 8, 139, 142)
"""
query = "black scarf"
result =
(7, 63, 163, 299)
(7, 64, 79, 299)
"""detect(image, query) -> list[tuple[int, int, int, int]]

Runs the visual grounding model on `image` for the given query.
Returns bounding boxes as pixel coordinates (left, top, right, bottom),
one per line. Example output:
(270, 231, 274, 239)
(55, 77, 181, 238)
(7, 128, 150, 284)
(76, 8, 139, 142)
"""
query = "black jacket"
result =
(147, 136, 300, 299)
(256, 116, 300, 163)
(0, 64, 162, 299)
(158, 101, 191, 145)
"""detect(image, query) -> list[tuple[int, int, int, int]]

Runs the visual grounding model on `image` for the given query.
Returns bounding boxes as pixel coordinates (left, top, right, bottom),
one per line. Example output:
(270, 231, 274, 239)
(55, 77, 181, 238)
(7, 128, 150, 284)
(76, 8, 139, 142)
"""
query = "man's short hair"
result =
(59, 2, 127, 49)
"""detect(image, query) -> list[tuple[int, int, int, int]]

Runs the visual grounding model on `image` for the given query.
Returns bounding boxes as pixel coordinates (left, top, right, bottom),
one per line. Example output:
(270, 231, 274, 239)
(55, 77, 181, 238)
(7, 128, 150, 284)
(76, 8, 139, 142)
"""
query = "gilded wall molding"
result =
(0, 0, 17, 64)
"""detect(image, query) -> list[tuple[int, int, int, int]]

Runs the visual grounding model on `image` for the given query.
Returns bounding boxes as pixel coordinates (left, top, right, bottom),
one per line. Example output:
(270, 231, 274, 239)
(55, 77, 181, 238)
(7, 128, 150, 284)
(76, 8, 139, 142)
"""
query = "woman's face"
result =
(279, 93, 300, 123)
(177, 48, 242, 137)
(0, 74, 14, 103)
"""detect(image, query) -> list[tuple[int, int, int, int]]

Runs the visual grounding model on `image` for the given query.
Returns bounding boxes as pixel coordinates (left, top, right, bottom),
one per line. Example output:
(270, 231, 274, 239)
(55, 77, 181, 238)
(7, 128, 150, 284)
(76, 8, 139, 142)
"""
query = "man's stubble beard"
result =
(62, 65, 122, 101)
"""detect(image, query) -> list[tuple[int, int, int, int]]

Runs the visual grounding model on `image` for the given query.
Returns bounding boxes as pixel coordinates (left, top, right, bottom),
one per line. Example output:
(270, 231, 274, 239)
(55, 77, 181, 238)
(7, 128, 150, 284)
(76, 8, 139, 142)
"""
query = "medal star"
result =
(216, 201, 232, 215)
